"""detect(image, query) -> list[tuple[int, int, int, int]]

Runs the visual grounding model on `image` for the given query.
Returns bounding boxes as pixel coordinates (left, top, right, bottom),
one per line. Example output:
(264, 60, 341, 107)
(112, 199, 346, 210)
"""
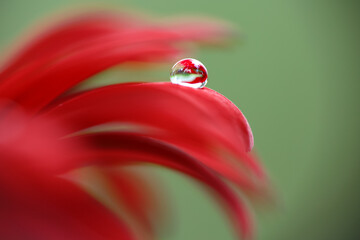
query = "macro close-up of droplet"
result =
(170, 58, 208, 88)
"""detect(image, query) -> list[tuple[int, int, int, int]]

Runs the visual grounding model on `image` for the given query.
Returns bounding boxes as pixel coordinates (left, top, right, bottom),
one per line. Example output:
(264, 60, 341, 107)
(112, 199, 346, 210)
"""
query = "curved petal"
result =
(0, 13, 150, 80)
(0, 12, 235, 113)
(0, 42, 180, 112)
(0, 106, 136, 240)
(67, 132, 254, 240)
(79, 167, 169, 239)
(0, 177, 136, 240)
(42, 83, 266, 195)
(0, 13, 233, 80)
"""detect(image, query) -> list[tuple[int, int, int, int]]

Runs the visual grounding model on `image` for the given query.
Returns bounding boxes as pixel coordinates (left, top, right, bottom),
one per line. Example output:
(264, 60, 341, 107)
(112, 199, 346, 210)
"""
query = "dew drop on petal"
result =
(170, 58, 208, 88)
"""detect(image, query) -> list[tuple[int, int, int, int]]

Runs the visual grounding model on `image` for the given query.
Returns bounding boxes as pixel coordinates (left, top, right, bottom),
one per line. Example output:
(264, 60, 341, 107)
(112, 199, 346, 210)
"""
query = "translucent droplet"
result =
(170, 58, 208, 88)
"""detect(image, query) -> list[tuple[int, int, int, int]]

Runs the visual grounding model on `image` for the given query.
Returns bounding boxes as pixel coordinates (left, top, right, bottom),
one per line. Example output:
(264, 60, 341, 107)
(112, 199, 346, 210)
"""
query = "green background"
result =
(1, 0, 359, 239)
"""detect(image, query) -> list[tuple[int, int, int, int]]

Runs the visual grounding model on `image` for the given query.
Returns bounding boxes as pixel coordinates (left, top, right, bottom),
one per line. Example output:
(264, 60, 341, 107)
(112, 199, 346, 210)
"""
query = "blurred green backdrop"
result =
(1, 0, 359, 240)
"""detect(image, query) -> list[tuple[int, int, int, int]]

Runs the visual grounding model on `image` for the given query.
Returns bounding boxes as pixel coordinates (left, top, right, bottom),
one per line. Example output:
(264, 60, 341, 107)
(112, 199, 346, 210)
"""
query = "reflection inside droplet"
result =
(170, 58, 208, 88)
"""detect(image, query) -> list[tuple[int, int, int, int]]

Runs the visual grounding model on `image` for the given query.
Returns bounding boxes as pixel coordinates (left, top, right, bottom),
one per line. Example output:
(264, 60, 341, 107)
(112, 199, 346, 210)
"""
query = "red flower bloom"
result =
(0, 11, 269, 240)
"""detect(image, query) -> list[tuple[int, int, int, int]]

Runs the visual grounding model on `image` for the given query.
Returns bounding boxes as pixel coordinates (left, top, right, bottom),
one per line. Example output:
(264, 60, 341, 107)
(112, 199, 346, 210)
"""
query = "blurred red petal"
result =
(69, 132, 254, 240)
(0, 107, 135, 240)
(0, 42, 180, 112)
(0, 178, 136, 240)
(71, 165, 168, 239)
(0, 177, 135, 240)
(0, 14, 138, 80)
(0, 12, 235, 113)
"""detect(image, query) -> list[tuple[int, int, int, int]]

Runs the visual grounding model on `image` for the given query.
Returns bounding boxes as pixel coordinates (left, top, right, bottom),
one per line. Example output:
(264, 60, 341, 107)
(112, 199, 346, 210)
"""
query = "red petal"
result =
(93, 167, 168, 239)
(68, 132, 254, 240)
(0, 174, 137, 240)
(0, 12, 235, 112)
(42, 83, 265, 195)
(0, 14, 138, 80)
(0, 177, 136, 240)
(1, 13, 230, 79)
(0, 41, 180, 112)
(0, 107, 135, 240)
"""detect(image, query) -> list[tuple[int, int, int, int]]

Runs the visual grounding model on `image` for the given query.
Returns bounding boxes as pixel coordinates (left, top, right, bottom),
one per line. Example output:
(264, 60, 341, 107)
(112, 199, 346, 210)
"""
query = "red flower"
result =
(0, 11, 269, 240)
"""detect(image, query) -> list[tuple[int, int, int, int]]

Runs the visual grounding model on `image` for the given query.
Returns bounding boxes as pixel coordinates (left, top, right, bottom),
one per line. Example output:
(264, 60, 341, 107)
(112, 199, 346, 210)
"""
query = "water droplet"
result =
(170, 58, 208, 88)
